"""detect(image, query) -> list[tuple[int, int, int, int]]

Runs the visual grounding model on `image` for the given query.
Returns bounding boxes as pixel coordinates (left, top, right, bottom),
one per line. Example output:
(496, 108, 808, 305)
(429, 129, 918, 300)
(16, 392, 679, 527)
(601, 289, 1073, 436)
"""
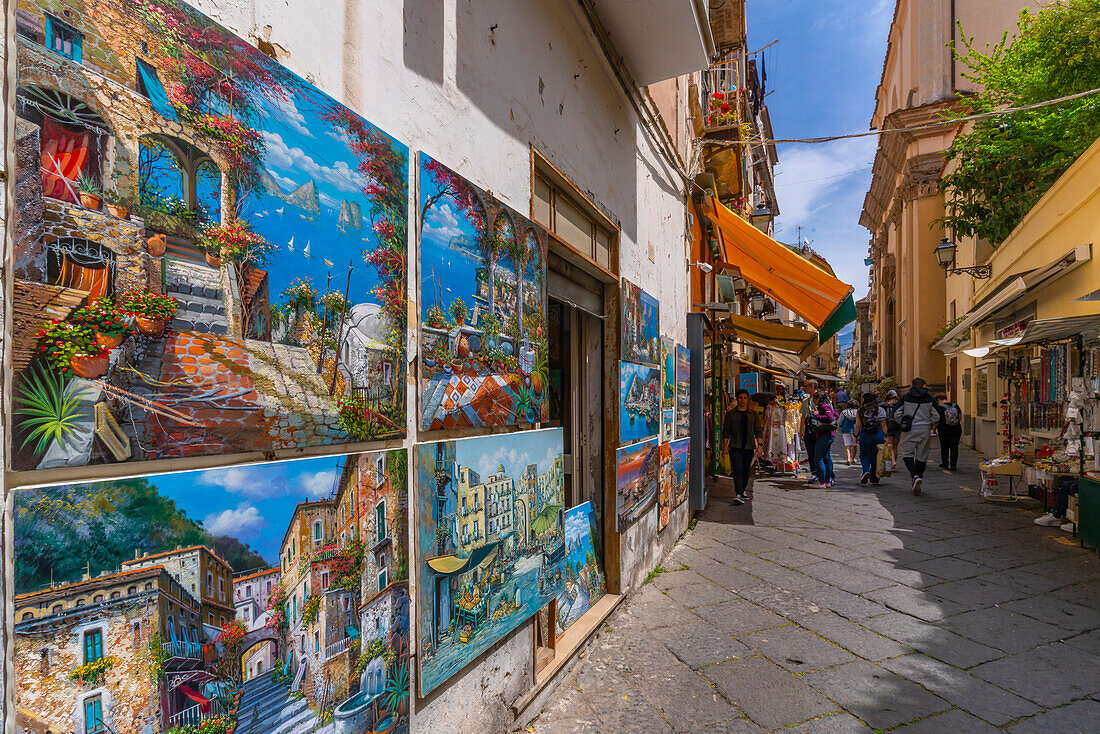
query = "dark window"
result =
(45, 15, 83, 62)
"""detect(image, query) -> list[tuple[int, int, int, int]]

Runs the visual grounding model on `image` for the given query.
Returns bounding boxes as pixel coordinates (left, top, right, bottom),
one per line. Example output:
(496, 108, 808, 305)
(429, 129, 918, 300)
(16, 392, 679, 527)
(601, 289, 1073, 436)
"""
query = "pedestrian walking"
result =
(839, 401, 858, 464)
(894, 377, 936, 495)
(934, 392, 963, 472)
(882, 388, 901, 473)
(722, 388, 762, 505)
(809, 392, 840, 487)
(854, 392, 888, 485)
(800, 379, 819, 481)
(835, 386, 850, 405)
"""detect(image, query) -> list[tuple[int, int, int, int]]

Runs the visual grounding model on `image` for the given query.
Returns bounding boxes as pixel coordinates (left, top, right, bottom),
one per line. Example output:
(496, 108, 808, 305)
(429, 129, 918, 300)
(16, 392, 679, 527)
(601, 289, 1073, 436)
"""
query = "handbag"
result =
(719, 451, 731, 476)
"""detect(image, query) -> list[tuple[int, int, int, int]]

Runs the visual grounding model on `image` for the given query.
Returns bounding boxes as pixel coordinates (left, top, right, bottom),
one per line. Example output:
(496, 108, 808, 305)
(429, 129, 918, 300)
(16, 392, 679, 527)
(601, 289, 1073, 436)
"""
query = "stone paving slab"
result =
(523, 447, 1100, 733)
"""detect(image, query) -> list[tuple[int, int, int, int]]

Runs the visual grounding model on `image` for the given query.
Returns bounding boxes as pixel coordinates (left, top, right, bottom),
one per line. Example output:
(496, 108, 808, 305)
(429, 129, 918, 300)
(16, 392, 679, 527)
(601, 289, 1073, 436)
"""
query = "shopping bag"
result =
(719, 451, 731, 476)
(877, 444, 893, 477)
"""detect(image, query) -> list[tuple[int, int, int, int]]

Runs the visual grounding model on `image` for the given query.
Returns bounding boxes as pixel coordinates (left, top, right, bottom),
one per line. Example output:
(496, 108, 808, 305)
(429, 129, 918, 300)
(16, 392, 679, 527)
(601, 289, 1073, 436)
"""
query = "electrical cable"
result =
(701, 85, 1100, 148)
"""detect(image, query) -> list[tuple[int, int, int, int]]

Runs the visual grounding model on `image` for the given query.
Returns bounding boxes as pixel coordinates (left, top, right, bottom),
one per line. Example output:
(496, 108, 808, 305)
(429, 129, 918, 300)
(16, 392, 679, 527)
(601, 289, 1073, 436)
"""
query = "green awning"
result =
(345, 626, 359, 640)
(818, 293, 857, 344)
(531, 504, 563, 535)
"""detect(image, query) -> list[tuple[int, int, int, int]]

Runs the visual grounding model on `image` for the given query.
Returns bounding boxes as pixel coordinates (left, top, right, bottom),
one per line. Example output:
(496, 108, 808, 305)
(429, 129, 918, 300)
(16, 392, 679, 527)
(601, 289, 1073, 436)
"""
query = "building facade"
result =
(122, 546, 235, 635)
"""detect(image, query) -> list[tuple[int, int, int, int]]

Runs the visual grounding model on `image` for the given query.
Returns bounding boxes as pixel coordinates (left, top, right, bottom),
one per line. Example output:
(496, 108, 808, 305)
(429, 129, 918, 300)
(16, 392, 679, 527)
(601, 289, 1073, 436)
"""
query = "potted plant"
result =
(102, 189, 133, 219)
(199, 238, 222, 267)
(118, 290, 179, 338)
(36, 320, 110, 378)
(77, 173, 102, 210)
(200, 220, 273, 270)
(71, 298, 135, 350)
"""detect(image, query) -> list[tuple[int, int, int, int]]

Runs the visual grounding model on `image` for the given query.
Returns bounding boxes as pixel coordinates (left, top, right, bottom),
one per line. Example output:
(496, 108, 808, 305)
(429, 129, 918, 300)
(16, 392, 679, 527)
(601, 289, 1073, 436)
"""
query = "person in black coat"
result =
(723, 388, 762, 505)
(934, 392, 964, 472)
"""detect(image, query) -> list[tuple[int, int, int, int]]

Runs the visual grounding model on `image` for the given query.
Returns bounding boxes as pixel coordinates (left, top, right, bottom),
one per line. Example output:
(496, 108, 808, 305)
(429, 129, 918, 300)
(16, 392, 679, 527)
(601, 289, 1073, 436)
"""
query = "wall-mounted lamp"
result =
(934, 237, 991, 279)
(749, 202, 773, 233)
(688, 261, 714, 274)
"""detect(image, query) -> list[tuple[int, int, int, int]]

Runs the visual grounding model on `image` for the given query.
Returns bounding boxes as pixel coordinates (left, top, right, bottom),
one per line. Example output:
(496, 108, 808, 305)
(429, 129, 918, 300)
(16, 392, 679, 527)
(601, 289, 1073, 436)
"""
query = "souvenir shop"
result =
(978, 329, 1100, 540)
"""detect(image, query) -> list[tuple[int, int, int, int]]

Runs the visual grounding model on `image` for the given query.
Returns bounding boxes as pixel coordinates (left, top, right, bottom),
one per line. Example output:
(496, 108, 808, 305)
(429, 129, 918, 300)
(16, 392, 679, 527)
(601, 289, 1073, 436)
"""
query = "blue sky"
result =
(748, 0, 893, 299)
(453, 427, 564, 485)
(151, 455, 349, 564)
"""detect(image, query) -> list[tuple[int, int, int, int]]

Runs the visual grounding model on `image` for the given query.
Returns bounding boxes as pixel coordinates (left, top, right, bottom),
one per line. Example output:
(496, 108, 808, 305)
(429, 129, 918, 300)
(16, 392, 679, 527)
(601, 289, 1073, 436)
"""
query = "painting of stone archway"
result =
(12, 449, 410, 734)
(10, 0, 408, 473)
(417, 153, 550, 431)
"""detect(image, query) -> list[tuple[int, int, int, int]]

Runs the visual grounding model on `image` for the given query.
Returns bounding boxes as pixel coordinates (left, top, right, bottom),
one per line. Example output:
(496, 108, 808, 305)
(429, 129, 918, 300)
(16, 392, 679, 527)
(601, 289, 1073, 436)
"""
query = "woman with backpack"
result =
(809, 392, 840, 487)
(839, 401, 859, 465)
(935, 392, 964, 472)
(882, 389, 901, 473)
(854, 393, 888, 486)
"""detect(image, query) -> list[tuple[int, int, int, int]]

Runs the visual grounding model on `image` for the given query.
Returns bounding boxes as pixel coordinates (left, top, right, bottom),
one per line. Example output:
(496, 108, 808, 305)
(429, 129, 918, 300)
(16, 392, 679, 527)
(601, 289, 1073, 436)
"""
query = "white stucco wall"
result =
(33, 0, 695, 731)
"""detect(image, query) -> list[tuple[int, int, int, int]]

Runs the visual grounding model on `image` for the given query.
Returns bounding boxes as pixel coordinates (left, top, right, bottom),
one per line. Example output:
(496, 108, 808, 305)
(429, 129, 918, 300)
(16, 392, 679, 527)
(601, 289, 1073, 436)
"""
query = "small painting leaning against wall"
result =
(415, 428, 566, 695)
(619, 360, 660, 444)
(675, 344, 691, 439)
(418, 153, 550, 430)
(616, 436, 659, 528)
(11, 0, 409, 473)
(621, 278, 659, 366)
(662, 408, 674, 442)
(670, 436, 691, 509)
(658, 442, 672, 530)
(555, 501, 607, 632)
(12, 450, 410, 734)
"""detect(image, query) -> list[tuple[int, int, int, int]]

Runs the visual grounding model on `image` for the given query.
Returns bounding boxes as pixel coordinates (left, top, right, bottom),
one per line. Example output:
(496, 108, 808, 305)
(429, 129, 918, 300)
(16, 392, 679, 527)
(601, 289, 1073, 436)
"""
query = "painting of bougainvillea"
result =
(12, 449, 410, 734)
(418, 153, 549, 430)
(10, 0, 407, 472)
(621, 278, 659, 366)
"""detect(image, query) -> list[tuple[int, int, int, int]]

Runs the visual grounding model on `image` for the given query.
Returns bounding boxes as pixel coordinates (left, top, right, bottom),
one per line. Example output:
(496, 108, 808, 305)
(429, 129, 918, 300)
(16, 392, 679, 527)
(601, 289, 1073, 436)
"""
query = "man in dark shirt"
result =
(723, 388, 762, 505)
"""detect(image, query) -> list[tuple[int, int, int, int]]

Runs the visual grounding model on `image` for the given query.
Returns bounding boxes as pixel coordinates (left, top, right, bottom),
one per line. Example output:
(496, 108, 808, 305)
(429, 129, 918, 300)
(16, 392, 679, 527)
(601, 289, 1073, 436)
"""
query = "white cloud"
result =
(422, 202, 464, 245)
(811, 0, 892, 49)
(298, 469, 338, 499)
(319, 192, 339, 210)
(204, 503, 267, 537)
(268, 95, 314, 138)
(261, 130, 368, 194)
(268, 170, 297, 195)
(198, 466, 288, 500)
(475, 446, 524, 482)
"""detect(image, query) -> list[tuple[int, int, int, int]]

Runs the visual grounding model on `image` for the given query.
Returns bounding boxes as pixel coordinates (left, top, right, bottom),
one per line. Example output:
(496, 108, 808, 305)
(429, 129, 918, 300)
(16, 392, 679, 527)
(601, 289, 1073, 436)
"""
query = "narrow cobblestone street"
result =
(526, 449, 1100, 732)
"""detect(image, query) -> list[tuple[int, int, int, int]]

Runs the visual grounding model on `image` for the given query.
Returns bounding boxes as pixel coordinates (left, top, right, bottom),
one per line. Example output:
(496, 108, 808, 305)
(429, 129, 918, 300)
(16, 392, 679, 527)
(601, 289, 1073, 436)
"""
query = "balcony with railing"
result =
(169, 698, 227, 728)
(160, 640, 203, 669)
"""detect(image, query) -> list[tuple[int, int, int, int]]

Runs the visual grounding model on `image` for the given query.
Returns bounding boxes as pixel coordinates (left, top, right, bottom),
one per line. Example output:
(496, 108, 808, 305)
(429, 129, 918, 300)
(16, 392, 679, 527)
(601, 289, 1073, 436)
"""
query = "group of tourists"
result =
(721, 376, 965, 501)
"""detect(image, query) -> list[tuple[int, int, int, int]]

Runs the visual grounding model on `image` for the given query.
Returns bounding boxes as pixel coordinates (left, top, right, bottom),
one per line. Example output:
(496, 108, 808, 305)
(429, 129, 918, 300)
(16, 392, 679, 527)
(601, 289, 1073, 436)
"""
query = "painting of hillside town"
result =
(10, 0, 407, 473)
(12, 450, 410, 734)
(616, 437, 658, 528)
(675, 345, 691, 439)
(661, 336, 674, 409)
(415, 428, 565, 695)
(670, 436, 691, 509)
(619, 361, 659, 445)
(621, 279, 659, 366)
(418, 153, 549, 431)
(658, 442, 671, 530)
(555, 502, 606, 632)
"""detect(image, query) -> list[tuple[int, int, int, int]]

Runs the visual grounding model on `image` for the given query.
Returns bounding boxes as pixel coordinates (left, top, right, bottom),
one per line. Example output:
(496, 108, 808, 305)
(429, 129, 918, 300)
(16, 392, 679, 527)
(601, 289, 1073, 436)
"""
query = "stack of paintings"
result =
(616, 437, 659, 528)
(675, 344, 691, 439)
(670, 437, 691, 509)
(617, 279, 660, 528)
(661, 336, 675, 440)
(417, 154, 549, 431)
(415, 428, 566, 695)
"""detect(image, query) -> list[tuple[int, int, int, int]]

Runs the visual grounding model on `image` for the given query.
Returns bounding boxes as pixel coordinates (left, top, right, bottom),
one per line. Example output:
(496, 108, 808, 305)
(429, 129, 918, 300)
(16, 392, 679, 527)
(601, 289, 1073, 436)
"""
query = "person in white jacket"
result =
(894, 377, 937, 495)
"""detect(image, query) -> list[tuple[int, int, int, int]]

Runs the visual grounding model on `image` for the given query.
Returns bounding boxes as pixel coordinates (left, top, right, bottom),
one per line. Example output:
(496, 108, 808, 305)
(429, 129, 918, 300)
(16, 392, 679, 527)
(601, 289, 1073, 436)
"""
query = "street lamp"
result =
(935, 237, 991, 279)
(749, 202, 772, 233)
(750, 291, 766, 316)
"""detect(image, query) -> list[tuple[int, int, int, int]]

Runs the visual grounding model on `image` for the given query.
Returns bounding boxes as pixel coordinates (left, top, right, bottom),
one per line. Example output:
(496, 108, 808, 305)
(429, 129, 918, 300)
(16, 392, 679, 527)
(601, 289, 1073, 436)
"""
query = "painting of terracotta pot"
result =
(135, 316, 166, 338)
(146, 233, 167, 257)
(70, 353, 109, 379)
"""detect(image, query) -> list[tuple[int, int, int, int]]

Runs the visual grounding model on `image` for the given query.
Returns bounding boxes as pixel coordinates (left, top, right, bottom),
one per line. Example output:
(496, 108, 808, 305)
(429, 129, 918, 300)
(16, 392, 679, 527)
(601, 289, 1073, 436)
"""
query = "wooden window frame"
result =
(530, 148, 619, 280)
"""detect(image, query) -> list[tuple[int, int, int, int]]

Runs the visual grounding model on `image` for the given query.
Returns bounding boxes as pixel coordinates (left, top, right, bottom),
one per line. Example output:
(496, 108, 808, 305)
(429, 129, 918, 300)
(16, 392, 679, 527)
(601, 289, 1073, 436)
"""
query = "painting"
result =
(616, 437, 659, 528)
(661, 336, 675, 410)
(619, 360, 660, 444)
(12, 449, 410, 734)
(555, 501, 607, 632)
(415, 428, 566, 695)
(662, 408, 674, 442)
(675, 344, 691, 439)
(418, 153, 549, 431)
(10, 0, 408, 474)
(621, 278, 659, 366)
(657, 442, 672, 530)
(670, 436, 690, 509)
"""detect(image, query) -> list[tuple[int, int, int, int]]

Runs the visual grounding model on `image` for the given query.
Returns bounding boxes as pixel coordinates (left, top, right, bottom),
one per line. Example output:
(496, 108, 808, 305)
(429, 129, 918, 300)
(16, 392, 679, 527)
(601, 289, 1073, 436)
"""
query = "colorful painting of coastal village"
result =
(415, 429, 565, 694)
(555, 502, 606, 632)
(616, 437, 659, 528)
(12, 450, 410, 734)
(675, 345, 691, 439)
(622, 279, 659, 366)
(619, 361, 660, 445)
(418, 153, 549, 430)
(10, 0, 407, 473)
(657, 442, 672, 530)
(670, 437, 690, 509)
(661, 337, 674, 409)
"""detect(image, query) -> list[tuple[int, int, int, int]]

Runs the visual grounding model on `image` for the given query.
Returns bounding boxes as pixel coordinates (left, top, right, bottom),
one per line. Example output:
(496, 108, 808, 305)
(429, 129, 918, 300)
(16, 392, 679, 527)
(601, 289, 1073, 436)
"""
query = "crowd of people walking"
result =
(721, 376, 966, 501)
